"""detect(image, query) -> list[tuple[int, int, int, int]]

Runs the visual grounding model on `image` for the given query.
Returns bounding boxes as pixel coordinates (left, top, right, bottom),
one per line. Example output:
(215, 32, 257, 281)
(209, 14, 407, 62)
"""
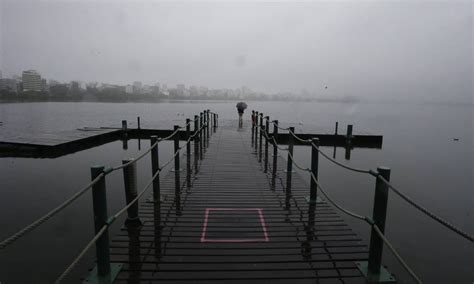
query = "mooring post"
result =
(199, 112, 204, 159)
(207, 109, 210, 140)
(346, 124, 353, 141)
(335, 121, 339, 135)
(286, 127, 295, 196)
(150, 136, 160, 217)
(259, 113, 263, 162)
(90, 165, 111, 278)
(309, 138, 320, 204)
(121, 159, 142, 228)
(254, 111, 259, 149)
(186, 118, 191, 189)
(368, 167, 391, 275)
(251, 111, 255, 146)
(137, 117, 141, 129)
(213, 113, 217, 132)
(121, 120, 128, 150)
(264, 116, 270, 173)
(173, 125, 181, 213)
(194, 115, 199, 173)
(271, 120, 279, 191)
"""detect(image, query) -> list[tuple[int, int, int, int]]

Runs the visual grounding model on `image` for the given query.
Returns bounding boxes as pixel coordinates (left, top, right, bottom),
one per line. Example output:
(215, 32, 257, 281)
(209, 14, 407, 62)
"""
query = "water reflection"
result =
(125, 226, 142, 283)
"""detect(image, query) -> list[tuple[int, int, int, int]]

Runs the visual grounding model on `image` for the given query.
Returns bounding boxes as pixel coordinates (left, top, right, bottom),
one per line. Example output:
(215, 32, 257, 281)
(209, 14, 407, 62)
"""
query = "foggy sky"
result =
(1, 0, 472, 102)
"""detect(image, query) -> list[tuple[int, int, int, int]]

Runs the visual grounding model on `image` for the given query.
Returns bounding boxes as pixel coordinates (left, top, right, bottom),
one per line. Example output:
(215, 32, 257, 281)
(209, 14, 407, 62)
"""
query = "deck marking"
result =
(200, 208, 269, 243)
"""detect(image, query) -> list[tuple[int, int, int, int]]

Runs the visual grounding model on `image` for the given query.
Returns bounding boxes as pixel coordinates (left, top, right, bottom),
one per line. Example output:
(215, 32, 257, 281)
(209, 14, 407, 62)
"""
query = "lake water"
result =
(0, 101, 472, 283)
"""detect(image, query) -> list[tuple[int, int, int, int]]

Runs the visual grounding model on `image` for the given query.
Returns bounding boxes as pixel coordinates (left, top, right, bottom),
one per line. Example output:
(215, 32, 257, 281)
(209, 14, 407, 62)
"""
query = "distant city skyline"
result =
(1, 1, 471, 103)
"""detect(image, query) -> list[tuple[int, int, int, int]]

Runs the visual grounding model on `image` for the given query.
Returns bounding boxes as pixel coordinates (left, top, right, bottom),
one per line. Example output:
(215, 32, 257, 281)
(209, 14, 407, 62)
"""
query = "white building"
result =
(22, 70, 42, 92)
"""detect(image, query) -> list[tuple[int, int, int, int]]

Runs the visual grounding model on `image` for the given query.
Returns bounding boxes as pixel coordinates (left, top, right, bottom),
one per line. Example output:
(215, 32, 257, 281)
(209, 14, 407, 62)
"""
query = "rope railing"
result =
(254, 110, 473, 283)
(0, 112, 212, 251)
(55, 114, 209, 282)
(0, 173, 105, 250)
(260, 115, 473, 243)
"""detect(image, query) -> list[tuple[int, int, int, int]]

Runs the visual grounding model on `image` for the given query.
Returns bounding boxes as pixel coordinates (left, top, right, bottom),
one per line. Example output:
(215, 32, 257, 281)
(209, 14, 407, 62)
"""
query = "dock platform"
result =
(108, 121, 369, 283)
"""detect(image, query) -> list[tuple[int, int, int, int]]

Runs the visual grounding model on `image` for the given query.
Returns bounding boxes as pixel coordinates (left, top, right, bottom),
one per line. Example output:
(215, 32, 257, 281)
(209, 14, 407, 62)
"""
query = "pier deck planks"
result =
(103, 122, 370, 283)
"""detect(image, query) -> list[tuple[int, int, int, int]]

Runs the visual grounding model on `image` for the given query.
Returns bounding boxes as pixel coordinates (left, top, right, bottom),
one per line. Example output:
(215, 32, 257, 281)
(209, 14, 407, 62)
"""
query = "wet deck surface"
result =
(0, 128, 119, 147)
(109, 122, 369, 283)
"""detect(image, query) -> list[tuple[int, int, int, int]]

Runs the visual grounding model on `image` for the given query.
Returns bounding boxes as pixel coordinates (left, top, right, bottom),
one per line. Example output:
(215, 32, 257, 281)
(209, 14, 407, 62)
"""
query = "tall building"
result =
(22, 70, 42, 92)
(0, 78, 18, 93)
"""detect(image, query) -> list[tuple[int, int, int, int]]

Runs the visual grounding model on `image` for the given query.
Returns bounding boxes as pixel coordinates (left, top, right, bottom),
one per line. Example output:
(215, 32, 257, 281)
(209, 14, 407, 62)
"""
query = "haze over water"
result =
(0, 0, 472, 283)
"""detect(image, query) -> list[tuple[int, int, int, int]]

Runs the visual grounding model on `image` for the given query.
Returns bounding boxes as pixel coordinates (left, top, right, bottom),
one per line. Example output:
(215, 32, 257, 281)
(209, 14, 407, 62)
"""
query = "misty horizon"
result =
(1, 0, 472, 103)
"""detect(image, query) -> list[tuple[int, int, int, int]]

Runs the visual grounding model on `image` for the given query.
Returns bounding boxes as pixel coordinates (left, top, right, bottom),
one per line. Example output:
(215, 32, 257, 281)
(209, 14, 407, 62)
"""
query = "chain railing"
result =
(252, 109, 474, 284)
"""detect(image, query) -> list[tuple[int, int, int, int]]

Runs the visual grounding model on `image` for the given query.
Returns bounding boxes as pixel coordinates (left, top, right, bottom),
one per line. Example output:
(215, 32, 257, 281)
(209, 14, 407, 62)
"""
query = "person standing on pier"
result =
(236, 102, 247, 128)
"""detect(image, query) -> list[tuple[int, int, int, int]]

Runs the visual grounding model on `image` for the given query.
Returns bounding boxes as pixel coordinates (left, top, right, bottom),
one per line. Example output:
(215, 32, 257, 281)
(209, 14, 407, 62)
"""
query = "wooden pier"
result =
(107, 120, 372, 284)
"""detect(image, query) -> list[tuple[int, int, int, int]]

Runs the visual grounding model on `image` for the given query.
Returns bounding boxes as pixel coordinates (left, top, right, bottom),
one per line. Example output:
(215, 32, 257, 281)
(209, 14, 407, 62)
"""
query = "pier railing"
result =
(251, 110, 473, 284)
(0, 109, 218, 283)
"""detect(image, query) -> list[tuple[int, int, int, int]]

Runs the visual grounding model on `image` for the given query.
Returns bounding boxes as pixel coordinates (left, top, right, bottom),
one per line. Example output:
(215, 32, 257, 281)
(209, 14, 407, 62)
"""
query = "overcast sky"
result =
(0, 0, 472, 102)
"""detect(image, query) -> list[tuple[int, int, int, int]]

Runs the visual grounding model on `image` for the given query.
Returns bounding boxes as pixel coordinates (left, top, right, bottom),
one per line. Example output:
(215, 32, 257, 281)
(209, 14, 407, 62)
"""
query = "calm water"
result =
(0, 101, 472, 283)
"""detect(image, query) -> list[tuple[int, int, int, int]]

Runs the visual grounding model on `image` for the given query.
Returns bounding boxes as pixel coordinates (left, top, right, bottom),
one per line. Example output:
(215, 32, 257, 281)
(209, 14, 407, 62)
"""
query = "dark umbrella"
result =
(236, 102, 248, 110)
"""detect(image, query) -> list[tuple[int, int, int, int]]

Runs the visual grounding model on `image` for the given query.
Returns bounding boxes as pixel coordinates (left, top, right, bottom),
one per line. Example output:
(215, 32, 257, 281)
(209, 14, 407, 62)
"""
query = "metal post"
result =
(194, 115, 199, 173)
(368, 167, 391, 274)
(271, 120, 278, 191)
(346, 124, 353, 140)
(199, 112, 203, 159)
(251, 111, 255, 147)
(286, 127, 295, 196)
(150, 136, 160, 220)
(259, 113, 263, 162)
(309, 138, 320, 204)
(122, 120, 128, 150)
(90, 166, 111, 277)
(213, 113, 217, 132)
(335, 121, 338, 135)
(137, 116, 141, 129)
(186, 118, 191, 189)
(254, 111, 259, 149)
(206, 110, 210, 140)
(264, 116, 269, 173)
(173, 125, 181, 213)
(122, 159, 142, 227)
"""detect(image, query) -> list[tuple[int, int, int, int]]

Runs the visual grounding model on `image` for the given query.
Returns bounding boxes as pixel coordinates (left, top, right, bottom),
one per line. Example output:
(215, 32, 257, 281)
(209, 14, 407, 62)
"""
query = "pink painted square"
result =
(200, 208, 269, 243)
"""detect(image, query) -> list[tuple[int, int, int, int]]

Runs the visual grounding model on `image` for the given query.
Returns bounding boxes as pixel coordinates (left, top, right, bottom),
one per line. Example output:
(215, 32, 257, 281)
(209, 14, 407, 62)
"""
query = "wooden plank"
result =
(98, 122, 373, 283)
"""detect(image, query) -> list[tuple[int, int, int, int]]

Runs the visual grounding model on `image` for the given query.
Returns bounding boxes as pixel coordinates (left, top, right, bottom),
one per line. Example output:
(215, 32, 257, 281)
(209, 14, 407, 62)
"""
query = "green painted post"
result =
(90, 166, 111, 278)
(194, 115, 199, 173)
(309, 138, 320, 204)
(368, 167, 391, 275)
(122, 159, 142, 227)
(254, 111, 259, 149)
(173, 125, 181, 213)
(150, 136, 160, 223)
(206, 109, 210, 141)
(346, 124, 353, 140)
(271, 120, 279, 191)
(286, 127, 295, 196)
(264, 116, 270, 173)
(186, 118, 191, 189)
(259, 113, 263, 162)
(199, 112, 203, 160)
